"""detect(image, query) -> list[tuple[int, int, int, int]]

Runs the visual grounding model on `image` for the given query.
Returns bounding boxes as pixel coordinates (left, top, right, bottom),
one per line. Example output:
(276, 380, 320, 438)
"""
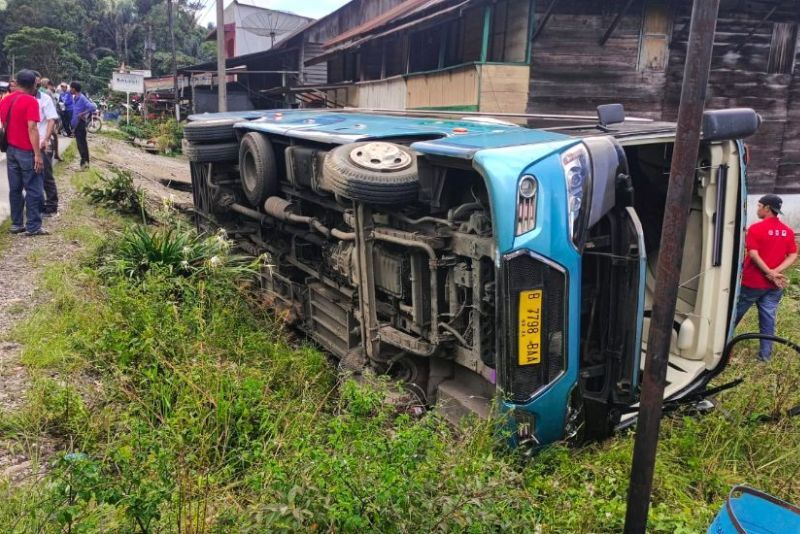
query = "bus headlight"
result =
(561, 144, 592, 250)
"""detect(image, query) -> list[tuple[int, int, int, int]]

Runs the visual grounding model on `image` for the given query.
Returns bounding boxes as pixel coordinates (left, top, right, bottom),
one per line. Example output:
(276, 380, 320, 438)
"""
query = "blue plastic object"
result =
(708, 485, 800, 534)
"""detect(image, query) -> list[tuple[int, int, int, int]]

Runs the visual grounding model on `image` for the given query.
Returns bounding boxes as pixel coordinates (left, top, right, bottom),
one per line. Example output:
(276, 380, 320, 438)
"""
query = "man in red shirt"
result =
(735, 194, 798, 361)
(0, 70, 45, 235)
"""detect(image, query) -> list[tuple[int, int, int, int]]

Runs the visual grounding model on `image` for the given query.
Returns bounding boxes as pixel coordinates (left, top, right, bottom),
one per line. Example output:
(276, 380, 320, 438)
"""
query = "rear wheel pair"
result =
(236, 136, 421, 208)
(188, 117, 421, 207)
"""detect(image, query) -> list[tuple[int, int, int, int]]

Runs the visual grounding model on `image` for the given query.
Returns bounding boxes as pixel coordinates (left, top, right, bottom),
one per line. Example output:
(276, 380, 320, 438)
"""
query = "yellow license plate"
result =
(518, 289, 543, 366)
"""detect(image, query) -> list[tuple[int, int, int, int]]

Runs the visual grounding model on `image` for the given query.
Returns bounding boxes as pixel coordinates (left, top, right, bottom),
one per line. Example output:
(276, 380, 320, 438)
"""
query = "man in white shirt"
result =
(34, 73, 59, 216)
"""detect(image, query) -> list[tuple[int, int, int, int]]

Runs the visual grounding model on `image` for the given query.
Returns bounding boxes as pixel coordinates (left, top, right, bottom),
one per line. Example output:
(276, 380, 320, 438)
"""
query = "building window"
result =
(638, 2, 672, 71)
(767, 23, 798, 74)
(327, 52, 357, 84)
(409, 26, 441, 72)
(442, 18, 464, 67)
(385, 36, 406, 77)
(488, 0, 531, 63)
(361, 42, 383, 81)
(461, 6, 484, 62)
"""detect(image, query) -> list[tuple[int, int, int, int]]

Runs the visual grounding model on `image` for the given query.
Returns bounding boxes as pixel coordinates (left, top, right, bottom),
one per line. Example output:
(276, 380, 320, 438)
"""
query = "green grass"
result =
(97, 128, 132, 142)
(0, 219, 12, 254)
(0, 185, 799, 531)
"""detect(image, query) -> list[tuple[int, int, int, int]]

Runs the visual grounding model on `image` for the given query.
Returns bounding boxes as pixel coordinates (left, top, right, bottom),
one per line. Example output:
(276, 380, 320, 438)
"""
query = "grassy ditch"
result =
(0, 170, 798, 531)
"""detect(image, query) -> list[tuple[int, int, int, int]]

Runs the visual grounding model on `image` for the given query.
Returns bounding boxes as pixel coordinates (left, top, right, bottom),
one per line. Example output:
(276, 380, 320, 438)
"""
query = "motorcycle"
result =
(86, 110, 103, 134)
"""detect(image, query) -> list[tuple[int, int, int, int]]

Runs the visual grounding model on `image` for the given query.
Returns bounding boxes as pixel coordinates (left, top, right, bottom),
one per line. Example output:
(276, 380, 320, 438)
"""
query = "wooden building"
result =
(527, 0, 800, 194)
(180, 18, 327, 113)
(302, 0, 535, 114)
(300, 0, 798, 193)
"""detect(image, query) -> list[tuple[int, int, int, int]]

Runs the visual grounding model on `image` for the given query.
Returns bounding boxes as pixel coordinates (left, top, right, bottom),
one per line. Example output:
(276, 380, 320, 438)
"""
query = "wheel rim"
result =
(242, 150, 257, 191)
(349, 142, 412, 172)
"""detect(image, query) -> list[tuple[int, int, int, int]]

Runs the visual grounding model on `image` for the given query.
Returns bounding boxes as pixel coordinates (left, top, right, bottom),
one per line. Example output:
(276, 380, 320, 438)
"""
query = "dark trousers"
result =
(61, 110, 72, 135)
(42, 150, 58, 213)
(75, 120, 89, 165)
(6, 146, 44, 232)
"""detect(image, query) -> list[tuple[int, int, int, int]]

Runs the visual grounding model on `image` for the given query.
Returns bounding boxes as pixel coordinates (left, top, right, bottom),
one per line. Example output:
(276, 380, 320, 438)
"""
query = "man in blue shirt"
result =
(69, 81, 96, 168)
(58, 82, 73, 136)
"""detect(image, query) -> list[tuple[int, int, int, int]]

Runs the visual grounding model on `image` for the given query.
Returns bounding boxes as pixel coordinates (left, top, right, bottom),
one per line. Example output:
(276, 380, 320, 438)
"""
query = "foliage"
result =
(2, 161, 800, 531)
(97, 225, 259, 280)
(0, 0, 213, 93)
(3, 26, 90, 83)
(118, 116, 184, 154)
(81, 167, 146, 218)
(93, 56, 118, 87)
(154, 117, 184, 154)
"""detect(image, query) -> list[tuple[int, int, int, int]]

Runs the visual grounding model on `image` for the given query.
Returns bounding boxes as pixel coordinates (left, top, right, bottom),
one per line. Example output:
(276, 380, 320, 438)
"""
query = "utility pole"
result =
(623, 1, 721, 532)
(216, 0, 227, 112)
(168, 0, 179, 120)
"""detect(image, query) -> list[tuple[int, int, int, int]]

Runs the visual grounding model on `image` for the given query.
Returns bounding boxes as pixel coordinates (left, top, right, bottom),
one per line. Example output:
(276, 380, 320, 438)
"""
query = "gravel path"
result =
(0, 135, 192, 483)
(0, 154, 85, 482)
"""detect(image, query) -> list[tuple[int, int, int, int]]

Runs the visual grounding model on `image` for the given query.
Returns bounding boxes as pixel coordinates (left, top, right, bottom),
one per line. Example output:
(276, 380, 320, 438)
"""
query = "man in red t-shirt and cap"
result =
(735, 194, 798, 361)
(0, 69, 45, 235)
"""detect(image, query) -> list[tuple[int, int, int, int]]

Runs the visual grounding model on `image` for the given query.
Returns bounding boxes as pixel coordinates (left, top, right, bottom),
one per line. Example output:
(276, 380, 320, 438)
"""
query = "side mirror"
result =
(597, 104, 625, 128)
(702, 108, 762, 141)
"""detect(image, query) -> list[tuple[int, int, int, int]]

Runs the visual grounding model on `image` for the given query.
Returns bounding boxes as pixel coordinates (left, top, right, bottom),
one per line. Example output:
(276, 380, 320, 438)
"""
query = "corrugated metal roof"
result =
(323, 0, 457, 48)
(306, 0, 470, 66)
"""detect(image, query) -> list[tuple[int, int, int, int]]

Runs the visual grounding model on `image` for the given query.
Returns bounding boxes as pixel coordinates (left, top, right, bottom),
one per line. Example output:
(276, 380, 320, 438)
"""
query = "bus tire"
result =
(183, 140, 239, 163)
(322, 141, 419, 204)
(238, 132, 278, 207)
(183, 118, 239, 143)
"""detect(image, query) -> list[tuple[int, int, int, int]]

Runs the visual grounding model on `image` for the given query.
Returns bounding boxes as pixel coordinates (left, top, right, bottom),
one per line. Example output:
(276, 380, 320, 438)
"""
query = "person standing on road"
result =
(34, 73, 60, 216)
(0, 70, 46, 236)
(41, 78, 62, 161)
(58, 82, 74, 136)
(735, 194, 798, 361)
(69, 82, 96, 169)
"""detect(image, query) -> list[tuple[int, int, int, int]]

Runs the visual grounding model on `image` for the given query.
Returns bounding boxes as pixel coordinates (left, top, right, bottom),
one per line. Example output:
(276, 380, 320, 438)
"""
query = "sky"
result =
(198, 0, 351, 28)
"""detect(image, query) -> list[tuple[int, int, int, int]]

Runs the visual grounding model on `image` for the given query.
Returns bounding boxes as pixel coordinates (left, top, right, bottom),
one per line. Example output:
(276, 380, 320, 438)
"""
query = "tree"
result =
(92, 55, 119, 92)
(3, 27, 82, 80)
(0, 0, 211, 84)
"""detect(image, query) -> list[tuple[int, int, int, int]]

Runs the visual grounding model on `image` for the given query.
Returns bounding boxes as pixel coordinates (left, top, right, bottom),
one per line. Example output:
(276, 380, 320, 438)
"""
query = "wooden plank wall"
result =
(527, 0, 667, 118)
(357, 77, 408, 109)
(406, 65, 480, 109)
(664, 1, 800, 193)
(776, 49, 800, 193)
(302, 42, 328, 85)
(324, 87, 359, 108)
(528, 0, 800, 193)
(479, 64, 530, 113)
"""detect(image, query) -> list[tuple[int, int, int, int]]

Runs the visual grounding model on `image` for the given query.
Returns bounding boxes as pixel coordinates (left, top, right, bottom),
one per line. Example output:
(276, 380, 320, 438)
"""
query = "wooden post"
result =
(624, 1, 721, 532)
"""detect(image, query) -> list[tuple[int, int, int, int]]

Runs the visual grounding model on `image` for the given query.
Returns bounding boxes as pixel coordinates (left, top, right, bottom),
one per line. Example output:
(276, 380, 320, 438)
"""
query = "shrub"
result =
(81, 168, 146, 219)
(119, 116, 184, 155)
(97, 225, 260, 281)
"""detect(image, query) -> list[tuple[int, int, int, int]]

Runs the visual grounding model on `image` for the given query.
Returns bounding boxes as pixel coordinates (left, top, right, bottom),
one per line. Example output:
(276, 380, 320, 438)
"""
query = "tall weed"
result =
(81, 168, 147, 220)
(97, 226, 259, 281)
